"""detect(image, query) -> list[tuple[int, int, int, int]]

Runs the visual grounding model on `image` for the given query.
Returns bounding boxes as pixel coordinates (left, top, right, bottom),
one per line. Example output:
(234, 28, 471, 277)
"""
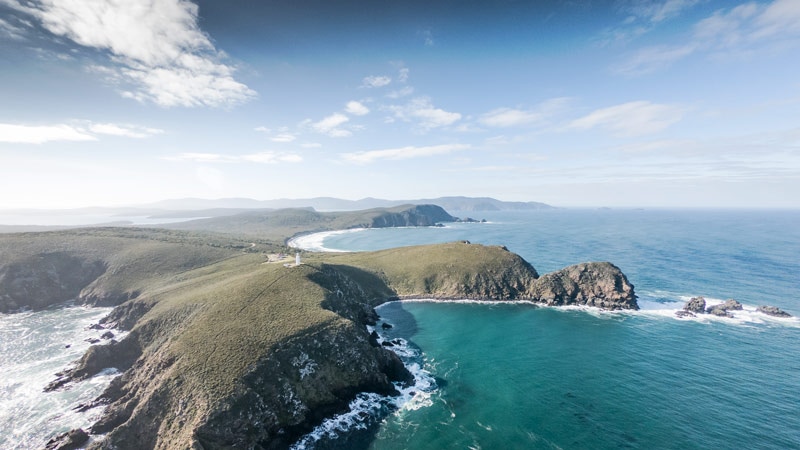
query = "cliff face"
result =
(366, 204, 456, 228)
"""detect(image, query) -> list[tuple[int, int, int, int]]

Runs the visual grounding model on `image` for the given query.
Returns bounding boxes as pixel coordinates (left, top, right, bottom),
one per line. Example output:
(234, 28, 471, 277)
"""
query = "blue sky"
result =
(0, 0, 798, 208)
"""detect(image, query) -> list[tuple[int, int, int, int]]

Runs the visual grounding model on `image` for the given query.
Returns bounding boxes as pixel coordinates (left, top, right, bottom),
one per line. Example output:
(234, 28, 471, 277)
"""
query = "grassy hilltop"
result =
(0, 205, 635, 449)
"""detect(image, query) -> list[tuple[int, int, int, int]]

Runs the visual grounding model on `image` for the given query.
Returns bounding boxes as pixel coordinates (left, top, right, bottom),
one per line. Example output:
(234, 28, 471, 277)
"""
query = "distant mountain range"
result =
(140, 196, 554, 214)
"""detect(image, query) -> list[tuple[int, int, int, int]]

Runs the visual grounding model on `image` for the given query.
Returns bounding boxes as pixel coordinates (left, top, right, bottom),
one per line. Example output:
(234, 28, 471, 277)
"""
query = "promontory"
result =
(0, 205, 636, 449)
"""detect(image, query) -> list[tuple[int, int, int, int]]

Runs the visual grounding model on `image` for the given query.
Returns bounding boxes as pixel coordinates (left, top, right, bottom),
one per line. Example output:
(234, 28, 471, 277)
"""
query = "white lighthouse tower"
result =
(295, 252, 301, 266)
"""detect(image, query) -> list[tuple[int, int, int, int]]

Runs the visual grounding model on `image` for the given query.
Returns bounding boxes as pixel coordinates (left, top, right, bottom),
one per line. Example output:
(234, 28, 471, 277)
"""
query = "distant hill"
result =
(139, 196, 554, 214)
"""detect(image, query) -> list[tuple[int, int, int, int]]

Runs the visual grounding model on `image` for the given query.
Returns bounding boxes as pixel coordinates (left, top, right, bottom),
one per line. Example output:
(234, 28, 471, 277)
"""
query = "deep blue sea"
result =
(293, 209, 800, 450)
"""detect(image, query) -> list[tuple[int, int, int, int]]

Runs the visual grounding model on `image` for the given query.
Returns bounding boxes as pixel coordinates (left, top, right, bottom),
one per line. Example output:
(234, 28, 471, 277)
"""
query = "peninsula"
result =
(0, 205, 636, 449)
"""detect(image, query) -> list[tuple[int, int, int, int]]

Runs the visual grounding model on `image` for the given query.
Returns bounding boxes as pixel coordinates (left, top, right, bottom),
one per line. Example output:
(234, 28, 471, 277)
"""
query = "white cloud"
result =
(88, 123, 163, 138)
(388, 97, 461, 130)
(569, 101, 684, 137)
(480, 108, 543, 128)
(164, 151, 302, 164)
(345, 101, 370, 116)
(241, 152, 302, 163)
(342, 144, 470, 164)
(254, 126, 270, 133)
(312, 113, 351, 137)
(5, 0, 255, 108)
(271, 133, 296, 143)
(387, 86, 414, 99)
(0, 123, 96, 144)
(362, 75, 391, 88)
(398, 67, 410, 83)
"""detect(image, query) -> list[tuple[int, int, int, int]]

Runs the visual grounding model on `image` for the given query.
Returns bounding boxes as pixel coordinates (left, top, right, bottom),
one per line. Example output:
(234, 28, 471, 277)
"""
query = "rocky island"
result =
(0, 205, 636, 449)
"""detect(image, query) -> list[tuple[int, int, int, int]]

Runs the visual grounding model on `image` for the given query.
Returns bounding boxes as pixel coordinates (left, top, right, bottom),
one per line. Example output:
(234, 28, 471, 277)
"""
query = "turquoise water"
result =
(305, 209, 800, 449)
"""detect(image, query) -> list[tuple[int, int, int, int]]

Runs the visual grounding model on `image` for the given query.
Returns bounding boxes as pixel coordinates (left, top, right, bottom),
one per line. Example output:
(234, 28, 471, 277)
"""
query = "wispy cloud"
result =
(0, 16, 27, 40)
(568, 101, 684, 137)
(361, 75, 391, 88)
(617, 0, 800, 75)
(387, 97, 461, 130)
(480, 108, 543, 128)
(623, 0, 704, 24)
(0, 121, 162, 143)
(615, 44, 696, 75)
(345, 100, 370, 116)
(312, 113, 351, 137)
(387, 86, 414, 99)
(270, 133, 296, 143)
(342, 144, 470, 164)
(88, 123, 163, 138)
(5, 0, 255, 108)
(163, 151, 302, 164)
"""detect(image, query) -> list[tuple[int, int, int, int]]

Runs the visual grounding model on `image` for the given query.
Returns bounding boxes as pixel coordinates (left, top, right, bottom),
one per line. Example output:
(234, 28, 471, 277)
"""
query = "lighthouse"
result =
(295, 252, 301, 266)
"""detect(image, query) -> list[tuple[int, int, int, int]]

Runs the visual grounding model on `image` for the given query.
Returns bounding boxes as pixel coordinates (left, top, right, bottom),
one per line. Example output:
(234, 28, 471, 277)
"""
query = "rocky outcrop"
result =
(527, 262, 638, 310)
(44, 428, 89, 450)
(706, 299, 743, 317)
(756, 305, 792, 318)
(0, 252, 106, 313)
(684, 296, 706, 313)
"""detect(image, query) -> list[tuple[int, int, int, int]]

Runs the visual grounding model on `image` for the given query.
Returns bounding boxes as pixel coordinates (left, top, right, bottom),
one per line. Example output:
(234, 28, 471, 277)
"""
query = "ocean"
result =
(292, 209, 800, 450)
(2, 209, 799, 449)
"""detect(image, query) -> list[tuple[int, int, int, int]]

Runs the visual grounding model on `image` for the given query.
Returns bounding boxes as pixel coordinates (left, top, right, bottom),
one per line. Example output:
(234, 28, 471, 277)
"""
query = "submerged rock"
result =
(675, 310, 695, 318)
(756, 305, 792, 318)
(684, 297, 706, 313)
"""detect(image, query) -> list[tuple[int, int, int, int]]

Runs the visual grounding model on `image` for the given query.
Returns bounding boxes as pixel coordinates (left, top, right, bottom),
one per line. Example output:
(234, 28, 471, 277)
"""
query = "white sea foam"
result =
(0, 306, 124, 450)
(290, 319, 437, 449)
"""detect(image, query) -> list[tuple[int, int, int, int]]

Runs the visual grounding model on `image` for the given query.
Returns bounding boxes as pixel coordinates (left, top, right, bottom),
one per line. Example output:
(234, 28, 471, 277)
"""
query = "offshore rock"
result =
(756, 305, 792, 318)
(706, 299, 743, 316)
(527, 262, 638, 310)
(684, 296, 706, 313)
(675, 310, 695, 318)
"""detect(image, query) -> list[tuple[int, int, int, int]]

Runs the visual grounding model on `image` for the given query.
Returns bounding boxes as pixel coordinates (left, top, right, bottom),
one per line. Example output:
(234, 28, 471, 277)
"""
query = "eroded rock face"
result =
(527, 262, 638, 310)
(684, 297, 706, 313)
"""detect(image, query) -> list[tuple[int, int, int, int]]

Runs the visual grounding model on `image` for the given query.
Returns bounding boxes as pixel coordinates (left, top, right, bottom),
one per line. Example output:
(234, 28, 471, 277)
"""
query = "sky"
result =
(0, 0, 799, 209)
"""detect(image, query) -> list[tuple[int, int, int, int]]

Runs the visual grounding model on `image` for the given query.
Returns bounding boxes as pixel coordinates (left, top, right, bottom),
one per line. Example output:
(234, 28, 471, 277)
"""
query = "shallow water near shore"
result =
(298, 209, 800, 449)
